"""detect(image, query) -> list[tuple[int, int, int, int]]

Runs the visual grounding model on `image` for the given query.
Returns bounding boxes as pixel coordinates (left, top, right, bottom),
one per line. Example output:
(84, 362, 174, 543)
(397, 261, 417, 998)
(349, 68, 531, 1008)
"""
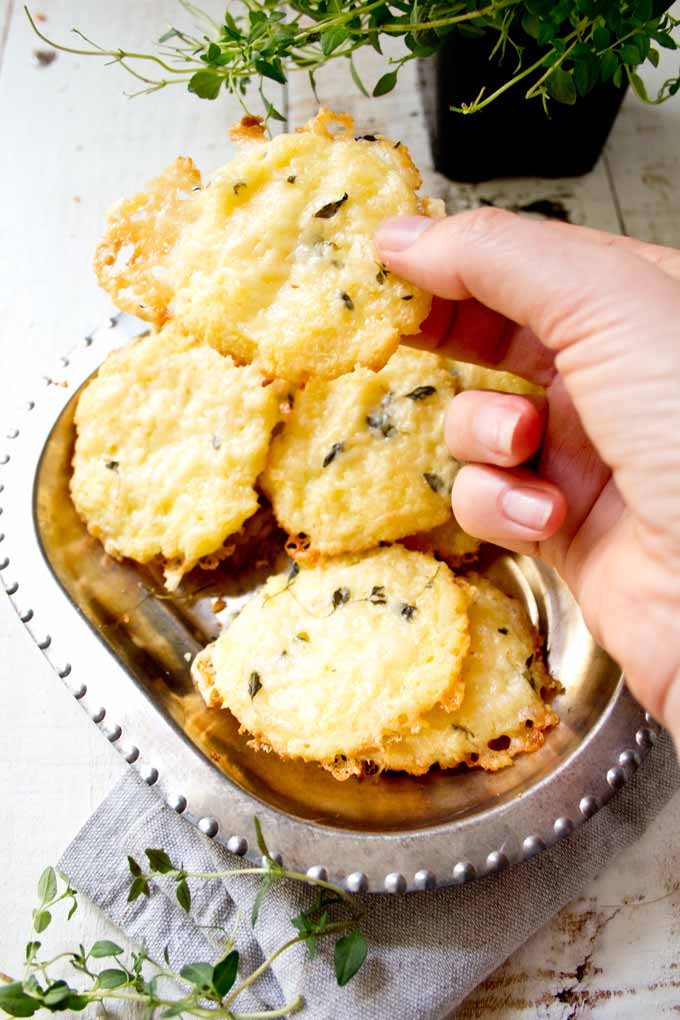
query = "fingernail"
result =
(501, 486, 553, 531)
(473, 406, 520, 456)
(376, 215, 432, 252)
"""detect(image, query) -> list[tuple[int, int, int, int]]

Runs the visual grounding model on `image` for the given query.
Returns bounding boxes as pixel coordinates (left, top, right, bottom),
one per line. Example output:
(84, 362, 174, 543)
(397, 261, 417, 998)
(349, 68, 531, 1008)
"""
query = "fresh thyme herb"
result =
(452, 724, 476, 739)
(498, 627, 509, 635)
(211, 435, 221, 450)
(323, 441, 345, 468)
(332, 587, 351, 609)
(0, 821, 368, 1019)
(400, 603, 417, 621)
(423, 472, 445, 494)
(233, 180, 247, 194)
(340, 291, 354, 311)
(356, 133, 378, 141)
(29, 4, 680, 127)
(393, 140, 402, 149)
(248, 671, 262, 699)
(375, 263, 390, 284)
(366, 394, 396, 438)
(288, 560, 300, 581)
(405, 385, 437, 401)
(401, 294, 414, 301)
(104, 460, 119, 471)
(369, 585, 387, 605)
(314, 193, 348, 219)
(286, 174, 297, 183)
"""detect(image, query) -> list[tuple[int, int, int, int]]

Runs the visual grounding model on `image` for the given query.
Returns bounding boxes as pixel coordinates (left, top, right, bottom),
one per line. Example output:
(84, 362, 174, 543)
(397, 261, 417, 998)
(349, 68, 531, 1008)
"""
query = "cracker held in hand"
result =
(370, 576, 559, 775)
(71, 325, 284, 590)
(94, 109, 437, 383)
(401, 515, 482, 568)
(262, 347, 461, 560)
(192, 546, 470, 775)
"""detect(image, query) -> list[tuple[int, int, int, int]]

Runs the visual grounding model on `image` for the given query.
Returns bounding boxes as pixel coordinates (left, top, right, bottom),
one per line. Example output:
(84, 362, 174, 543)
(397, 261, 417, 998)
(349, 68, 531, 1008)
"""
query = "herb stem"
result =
(223, 922, 355, 1008)
(232, 997, 305, 1018)
(382, 0, 519, 34)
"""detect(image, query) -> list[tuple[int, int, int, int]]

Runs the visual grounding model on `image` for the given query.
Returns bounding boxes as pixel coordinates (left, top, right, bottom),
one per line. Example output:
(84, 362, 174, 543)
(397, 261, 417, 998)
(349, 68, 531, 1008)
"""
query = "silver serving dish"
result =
(0, 314, 658, 893)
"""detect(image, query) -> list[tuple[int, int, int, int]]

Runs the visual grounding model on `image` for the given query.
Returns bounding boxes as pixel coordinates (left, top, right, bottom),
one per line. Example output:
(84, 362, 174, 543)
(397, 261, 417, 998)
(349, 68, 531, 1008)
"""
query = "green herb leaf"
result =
(0, 983, 40, 1017)
(321, 26, 348, 56)
(90, 940, 124, 958)
(405, 385, 436, 401)
(128, 856, 142, 877)
(373, 70, 398, 97)
(248, 671, 263, 699)
(497, 627, 508, 635)
(369, 585, 387, 605)
(188, 70, 222, 100)
(213, 950, 239, 997)
(423, 472, 445, 494)
(64, 994, 89, 1013)
(176, 879, 191, 914)
(255, 57, 286, 84)
(629, 71, 649, 101)
(43, 982, 72, 1006)
(400, 603, 417, 621)
(37, 866, 57, 904)
(349, 55, 369, 97)
(340, 291, 354, 311)
(180, 963, 214, 991)
(620, 43, 641, 65)
(652, 30, 676, 50)
(97, 969, 128, 990)
(334, 930, 368, 986)
(251, 871, 274, 928)
(323, 441, 345, 467)
(600, 50, 619, 81)
(128, 876, 150, 903)
(254, 815, 270, 858)
(332, 587, 350, 609)
(547, 67, 577, 105)
(314, 193, 348, 219)
(33, 910, 51, 934)
(145, 849, 174, 874)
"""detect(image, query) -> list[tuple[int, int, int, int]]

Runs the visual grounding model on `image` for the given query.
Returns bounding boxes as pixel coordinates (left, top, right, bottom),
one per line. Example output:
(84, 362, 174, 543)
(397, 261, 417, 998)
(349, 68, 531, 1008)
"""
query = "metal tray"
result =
(0, 313, 658, 893)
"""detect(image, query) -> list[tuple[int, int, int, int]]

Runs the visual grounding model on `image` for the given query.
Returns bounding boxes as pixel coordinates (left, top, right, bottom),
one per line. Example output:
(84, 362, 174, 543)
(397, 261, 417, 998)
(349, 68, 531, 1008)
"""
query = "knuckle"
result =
(451, 205, 517, 244)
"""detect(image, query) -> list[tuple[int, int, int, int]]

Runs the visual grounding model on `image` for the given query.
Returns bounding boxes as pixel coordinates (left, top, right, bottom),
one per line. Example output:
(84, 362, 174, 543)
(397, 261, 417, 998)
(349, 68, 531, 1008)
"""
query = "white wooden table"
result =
(1, 3, 679, 1016)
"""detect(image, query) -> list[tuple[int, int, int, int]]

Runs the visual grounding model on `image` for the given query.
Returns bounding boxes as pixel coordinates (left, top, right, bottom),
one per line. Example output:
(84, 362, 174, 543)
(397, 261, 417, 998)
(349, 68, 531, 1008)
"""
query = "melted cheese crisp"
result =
(262, 347, 461, 559)
(402, 515, 482, 567)
(94, 109, 435, 383)
(192, 546, 470, 769)
(71, 325, 284, 589)
(371, 576, 559, 774)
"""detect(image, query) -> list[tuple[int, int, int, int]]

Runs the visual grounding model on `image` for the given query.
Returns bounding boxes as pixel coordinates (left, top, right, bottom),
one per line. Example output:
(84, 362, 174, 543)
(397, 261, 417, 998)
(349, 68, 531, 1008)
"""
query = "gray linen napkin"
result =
(60, 732, 679, 1020)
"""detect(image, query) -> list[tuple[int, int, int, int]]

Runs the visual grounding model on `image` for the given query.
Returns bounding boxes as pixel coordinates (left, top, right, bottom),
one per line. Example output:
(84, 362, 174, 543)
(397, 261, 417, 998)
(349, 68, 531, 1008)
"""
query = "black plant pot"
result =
(418, 33, 628, 182)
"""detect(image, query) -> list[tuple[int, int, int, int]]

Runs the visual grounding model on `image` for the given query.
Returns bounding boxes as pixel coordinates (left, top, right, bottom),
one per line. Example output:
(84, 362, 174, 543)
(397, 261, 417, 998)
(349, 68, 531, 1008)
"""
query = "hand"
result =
(376, 209, 680, 749)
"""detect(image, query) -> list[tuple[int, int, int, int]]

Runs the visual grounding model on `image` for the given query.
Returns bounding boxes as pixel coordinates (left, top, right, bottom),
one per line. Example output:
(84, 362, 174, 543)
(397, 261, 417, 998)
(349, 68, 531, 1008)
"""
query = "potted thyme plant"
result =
(28, 2, 680, 182)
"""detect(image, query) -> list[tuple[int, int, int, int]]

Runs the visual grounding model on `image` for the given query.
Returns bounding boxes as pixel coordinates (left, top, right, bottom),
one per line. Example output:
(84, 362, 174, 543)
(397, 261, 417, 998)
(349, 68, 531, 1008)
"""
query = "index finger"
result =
(380, 208, 677, 359)
(408, 295, 557, 388)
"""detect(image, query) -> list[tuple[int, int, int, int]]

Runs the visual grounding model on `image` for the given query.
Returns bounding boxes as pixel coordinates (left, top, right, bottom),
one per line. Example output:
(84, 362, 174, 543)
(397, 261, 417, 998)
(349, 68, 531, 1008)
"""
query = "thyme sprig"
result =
(0, 819, 367, 1019)
(25, 2, 680, 125)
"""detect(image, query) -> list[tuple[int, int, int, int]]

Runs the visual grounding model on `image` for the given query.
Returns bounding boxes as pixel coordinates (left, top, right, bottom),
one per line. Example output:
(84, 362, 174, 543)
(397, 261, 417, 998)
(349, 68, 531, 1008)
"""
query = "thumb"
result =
(376, 207, 680, 357)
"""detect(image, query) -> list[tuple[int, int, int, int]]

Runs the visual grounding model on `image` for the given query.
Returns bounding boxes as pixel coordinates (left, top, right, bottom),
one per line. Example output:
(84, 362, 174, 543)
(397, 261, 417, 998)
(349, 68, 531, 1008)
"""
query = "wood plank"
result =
(603, 9, 680, 245)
